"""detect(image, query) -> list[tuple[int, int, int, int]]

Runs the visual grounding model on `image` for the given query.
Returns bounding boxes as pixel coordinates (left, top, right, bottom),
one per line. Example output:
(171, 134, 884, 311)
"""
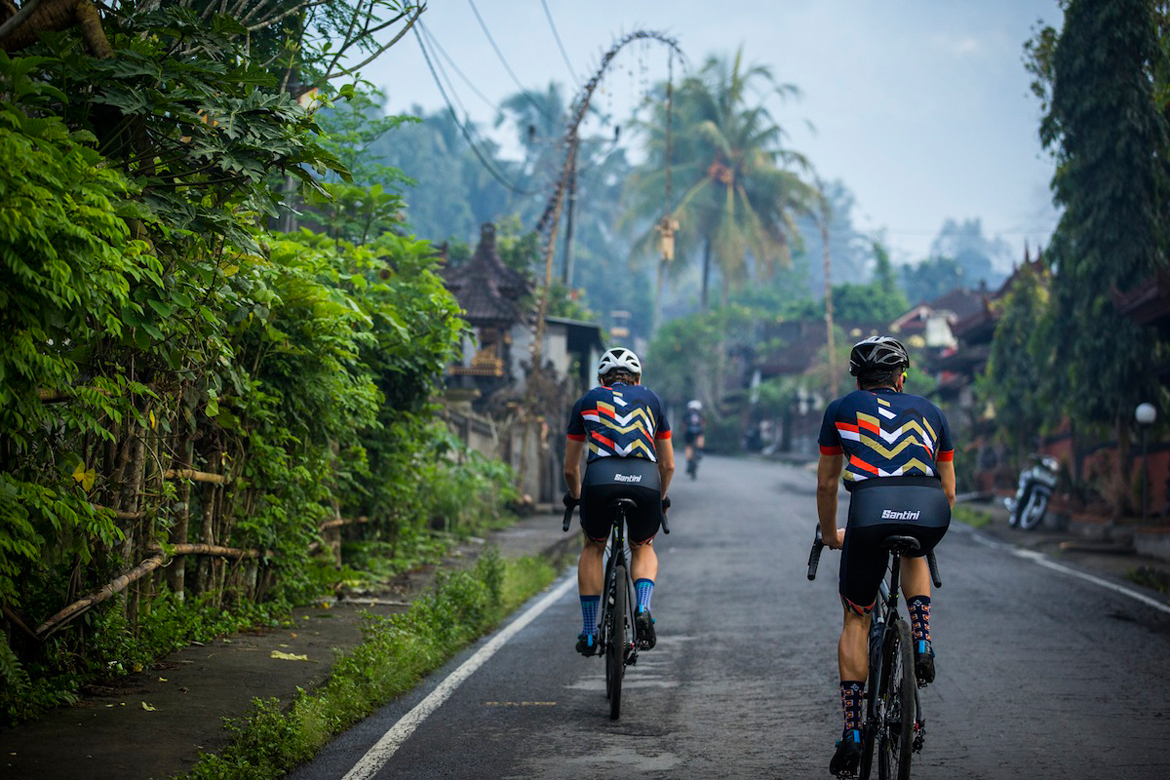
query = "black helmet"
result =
(848, 336, 909, 376)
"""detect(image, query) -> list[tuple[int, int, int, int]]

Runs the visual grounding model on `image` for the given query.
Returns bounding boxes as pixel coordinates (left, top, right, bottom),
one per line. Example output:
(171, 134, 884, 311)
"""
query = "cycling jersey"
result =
(567, 382, 671, 462)
(683, 409, 704, 434)
(817, 388, 953, 486)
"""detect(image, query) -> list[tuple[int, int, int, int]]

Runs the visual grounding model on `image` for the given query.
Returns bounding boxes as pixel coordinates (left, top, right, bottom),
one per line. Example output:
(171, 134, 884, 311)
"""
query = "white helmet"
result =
(597, 347, 642, 379)
(687, 400, 702, 411)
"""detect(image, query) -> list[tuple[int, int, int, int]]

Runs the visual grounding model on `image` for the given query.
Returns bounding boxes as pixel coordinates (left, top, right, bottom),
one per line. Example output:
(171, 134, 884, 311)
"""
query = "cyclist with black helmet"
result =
(564, 347, 675, 656)
(817, 336, 955, 777)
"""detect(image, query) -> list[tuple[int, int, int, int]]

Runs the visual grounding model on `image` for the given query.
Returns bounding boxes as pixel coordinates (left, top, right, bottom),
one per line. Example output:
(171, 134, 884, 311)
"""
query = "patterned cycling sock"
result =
(841, 680, 864, 735)
(907, 595, 931, 643)
(580, 595, 600, 636)
(634, 578, 655, 613)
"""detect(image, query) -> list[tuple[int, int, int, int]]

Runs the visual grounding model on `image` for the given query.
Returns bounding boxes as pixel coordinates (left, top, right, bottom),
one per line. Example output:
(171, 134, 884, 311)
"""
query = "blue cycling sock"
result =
(580, 595, 600, 636)
(634, 578, 655, 613)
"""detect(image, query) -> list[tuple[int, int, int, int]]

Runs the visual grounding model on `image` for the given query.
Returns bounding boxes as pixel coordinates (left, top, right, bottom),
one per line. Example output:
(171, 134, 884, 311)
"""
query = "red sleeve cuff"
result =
(655, 430, 672, 440)
(936, 449, 954, 462)
(567, 433, 586, 442)
(819, 445, 844, 456)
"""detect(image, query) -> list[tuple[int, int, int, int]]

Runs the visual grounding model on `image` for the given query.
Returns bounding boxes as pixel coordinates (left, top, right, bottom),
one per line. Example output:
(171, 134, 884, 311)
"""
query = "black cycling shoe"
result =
(635, 609, 656, 650)
(914, 639, 935, 686)
(830, 729, 863, 777)
(576, 632, 597, 657)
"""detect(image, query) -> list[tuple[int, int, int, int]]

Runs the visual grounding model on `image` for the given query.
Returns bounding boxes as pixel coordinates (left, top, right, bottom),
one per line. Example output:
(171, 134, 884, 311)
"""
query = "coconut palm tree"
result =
(627, 48, 817, 314)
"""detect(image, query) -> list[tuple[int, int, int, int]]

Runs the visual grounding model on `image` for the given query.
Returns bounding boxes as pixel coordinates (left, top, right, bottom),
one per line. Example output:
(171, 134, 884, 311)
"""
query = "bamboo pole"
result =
(163, 468, 230, 484)
(147, 543, 265, 559)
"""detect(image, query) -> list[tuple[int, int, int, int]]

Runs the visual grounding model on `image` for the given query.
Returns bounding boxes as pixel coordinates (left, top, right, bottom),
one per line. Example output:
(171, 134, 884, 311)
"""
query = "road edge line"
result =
(954, 524, 1170, 616)
(341, 573, 577, 780)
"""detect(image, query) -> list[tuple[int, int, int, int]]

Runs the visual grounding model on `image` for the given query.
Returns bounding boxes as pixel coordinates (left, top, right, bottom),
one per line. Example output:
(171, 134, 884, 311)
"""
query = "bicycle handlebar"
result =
(807, 527, 825, 581)
(806, 524, 942, 587)
(927, 549, 942, 588)
(562, 504, 575, 532)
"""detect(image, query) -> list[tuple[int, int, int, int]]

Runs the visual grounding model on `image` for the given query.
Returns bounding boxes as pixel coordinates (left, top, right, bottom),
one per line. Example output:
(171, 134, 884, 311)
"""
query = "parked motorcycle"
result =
(1003, 455, 1060, 530)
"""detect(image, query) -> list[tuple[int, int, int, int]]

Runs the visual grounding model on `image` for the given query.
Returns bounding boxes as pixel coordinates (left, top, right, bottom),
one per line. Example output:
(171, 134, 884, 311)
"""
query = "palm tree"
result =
(627, 48, 817, 313)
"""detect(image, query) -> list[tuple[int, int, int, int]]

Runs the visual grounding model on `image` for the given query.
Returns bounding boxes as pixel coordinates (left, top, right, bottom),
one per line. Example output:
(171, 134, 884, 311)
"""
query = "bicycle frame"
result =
(598, 503, 637, 669)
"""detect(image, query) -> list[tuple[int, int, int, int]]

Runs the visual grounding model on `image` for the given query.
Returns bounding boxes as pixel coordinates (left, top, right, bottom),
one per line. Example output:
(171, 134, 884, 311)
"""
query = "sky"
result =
(363, 0, 1065, 268)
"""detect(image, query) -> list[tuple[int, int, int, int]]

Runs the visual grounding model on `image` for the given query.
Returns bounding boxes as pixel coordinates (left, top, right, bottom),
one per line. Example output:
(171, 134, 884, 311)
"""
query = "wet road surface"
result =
(291, 456, 1170, 780)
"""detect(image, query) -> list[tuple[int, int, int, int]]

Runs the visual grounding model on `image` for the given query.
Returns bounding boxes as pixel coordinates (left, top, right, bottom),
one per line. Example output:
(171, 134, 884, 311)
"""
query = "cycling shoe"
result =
(635, 609, 656, 650)
(915, 639, 935, 686)
(830, 729, 863, 777)
(575, 632, 597, 657)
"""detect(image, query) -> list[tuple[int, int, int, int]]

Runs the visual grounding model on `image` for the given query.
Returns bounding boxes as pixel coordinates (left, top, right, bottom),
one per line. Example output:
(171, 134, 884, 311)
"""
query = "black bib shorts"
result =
(580, 457, 663, 545)
(840, 476, 950, 615)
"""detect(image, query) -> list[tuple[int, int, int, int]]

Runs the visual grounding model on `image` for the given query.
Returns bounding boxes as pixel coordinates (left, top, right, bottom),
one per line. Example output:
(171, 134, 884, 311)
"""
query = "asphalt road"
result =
(291, 456, 1170, 780)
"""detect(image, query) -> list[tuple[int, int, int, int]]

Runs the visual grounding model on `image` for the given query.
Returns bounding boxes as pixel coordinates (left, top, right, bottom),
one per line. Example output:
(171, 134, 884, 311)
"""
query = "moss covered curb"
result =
(175, 551, 557, 780)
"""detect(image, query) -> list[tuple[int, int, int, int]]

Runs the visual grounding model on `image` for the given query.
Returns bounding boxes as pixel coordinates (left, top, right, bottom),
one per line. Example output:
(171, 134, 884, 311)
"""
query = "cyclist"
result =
(564, 347, 675, 656)
(683, 400, 705, 477)
(816, 336, 955, 777)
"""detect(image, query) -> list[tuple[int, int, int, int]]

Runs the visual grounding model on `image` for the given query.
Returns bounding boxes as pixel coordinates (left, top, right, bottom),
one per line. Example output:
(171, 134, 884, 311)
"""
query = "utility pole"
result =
(560, 139, 579, 286)
(817, 178, 838, 396)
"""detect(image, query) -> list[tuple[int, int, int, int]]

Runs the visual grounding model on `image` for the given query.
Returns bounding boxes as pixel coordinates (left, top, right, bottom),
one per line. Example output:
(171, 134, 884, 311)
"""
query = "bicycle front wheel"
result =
(607, 564, 627, 720)
(876, 619, 915, 780)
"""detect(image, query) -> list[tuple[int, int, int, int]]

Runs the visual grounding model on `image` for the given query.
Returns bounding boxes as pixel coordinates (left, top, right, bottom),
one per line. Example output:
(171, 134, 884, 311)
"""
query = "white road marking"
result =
(340, 574, 577, 780)
(954, 524, 1170, 615)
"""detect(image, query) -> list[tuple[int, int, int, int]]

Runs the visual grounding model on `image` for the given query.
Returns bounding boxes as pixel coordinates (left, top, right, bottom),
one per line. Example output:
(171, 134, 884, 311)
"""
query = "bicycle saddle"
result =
(608, 498, 639, 513)
(881, 535, 921, 554)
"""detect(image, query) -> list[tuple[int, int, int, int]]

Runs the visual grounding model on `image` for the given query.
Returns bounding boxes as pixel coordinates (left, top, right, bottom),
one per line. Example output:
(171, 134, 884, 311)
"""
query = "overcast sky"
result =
(364, 0, 1065, 267)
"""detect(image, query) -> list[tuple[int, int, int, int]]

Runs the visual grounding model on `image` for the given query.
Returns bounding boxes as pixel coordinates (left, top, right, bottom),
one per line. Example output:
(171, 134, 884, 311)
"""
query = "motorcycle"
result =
(1003, 455, 1060, 531)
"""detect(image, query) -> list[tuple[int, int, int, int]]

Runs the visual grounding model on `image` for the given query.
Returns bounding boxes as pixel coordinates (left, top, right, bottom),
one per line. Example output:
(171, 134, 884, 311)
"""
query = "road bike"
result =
(808, 528, 942, 780)
(564, 497, 669, 720)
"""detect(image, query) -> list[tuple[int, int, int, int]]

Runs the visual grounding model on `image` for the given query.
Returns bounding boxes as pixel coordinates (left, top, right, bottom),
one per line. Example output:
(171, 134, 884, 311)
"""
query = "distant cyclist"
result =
(816, 336, 955, 777)
(683, 400, 705, 478)
(564, 347, 675, 655)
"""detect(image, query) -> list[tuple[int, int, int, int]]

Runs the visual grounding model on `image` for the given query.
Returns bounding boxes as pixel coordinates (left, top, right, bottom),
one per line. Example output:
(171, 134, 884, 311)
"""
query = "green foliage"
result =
(627, 48, 817, 307)
(979, 263, 1055, 458)
(0, 2, 508, 721)
(1038, 0, 1170, 431)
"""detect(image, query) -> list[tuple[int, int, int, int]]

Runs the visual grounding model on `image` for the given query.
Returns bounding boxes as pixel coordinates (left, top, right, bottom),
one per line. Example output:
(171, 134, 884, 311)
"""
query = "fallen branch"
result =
(35, 553, 167, 637)
(163, 468, 230, 485)
(318, 515, 368, 531)
(35, 544, 268, 637)
(2, 603, 40, 642)
(147, 543, 265, 559)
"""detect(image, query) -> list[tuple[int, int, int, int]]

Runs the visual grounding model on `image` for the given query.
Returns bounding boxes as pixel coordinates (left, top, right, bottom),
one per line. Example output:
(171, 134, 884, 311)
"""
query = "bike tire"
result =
(608, 564, 627, 720)
(1018, 491, 1048, 531)
(876, 619, 916, 780)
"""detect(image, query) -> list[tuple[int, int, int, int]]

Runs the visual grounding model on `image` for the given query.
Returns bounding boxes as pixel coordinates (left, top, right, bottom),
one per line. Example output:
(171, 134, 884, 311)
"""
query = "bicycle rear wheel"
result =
(876, 619, 915, 780)
(607, 563, 627, 720)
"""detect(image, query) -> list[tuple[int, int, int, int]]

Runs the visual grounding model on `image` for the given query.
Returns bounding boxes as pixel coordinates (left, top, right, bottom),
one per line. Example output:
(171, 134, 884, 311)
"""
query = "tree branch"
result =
(0, 0, 45, 44)
(325, 3, 423, 80)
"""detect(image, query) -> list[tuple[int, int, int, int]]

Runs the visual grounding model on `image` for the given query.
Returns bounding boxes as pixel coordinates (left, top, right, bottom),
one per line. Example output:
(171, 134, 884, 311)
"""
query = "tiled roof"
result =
(442, 223, 533, 325)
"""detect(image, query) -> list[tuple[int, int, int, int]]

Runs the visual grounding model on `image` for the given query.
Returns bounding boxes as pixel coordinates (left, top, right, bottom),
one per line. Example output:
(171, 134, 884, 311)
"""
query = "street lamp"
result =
(1135, 402, 1157, 523)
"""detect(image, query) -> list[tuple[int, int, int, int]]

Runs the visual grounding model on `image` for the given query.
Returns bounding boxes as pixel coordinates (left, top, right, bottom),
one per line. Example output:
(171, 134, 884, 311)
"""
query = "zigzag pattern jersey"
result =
(567, 382, 671, 462)
(818, 387, 953, 485)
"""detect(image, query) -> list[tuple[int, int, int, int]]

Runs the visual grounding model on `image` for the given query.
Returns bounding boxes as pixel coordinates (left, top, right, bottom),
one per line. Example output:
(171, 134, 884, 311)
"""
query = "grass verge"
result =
(1125, 565, 1170, 596)
(175, 549, 557, 780)
(952, 504, 992, 529)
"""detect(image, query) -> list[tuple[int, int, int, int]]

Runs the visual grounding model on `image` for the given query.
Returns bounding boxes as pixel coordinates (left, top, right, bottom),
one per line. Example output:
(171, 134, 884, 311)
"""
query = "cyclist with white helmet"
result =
(682, 399, 705, 478)
(564, 347, 675, 655)
(816, 336, 955, 777)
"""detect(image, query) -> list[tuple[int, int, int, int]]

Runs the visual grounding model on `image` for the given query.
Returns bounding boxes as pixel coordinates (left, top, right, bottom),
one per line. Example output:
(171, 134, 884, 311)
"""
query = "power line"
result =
(466, 0, 559, 125)
(418, 21, 504, 116)
(540, 0, 579, 87)
(413, 26, 537, 196)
